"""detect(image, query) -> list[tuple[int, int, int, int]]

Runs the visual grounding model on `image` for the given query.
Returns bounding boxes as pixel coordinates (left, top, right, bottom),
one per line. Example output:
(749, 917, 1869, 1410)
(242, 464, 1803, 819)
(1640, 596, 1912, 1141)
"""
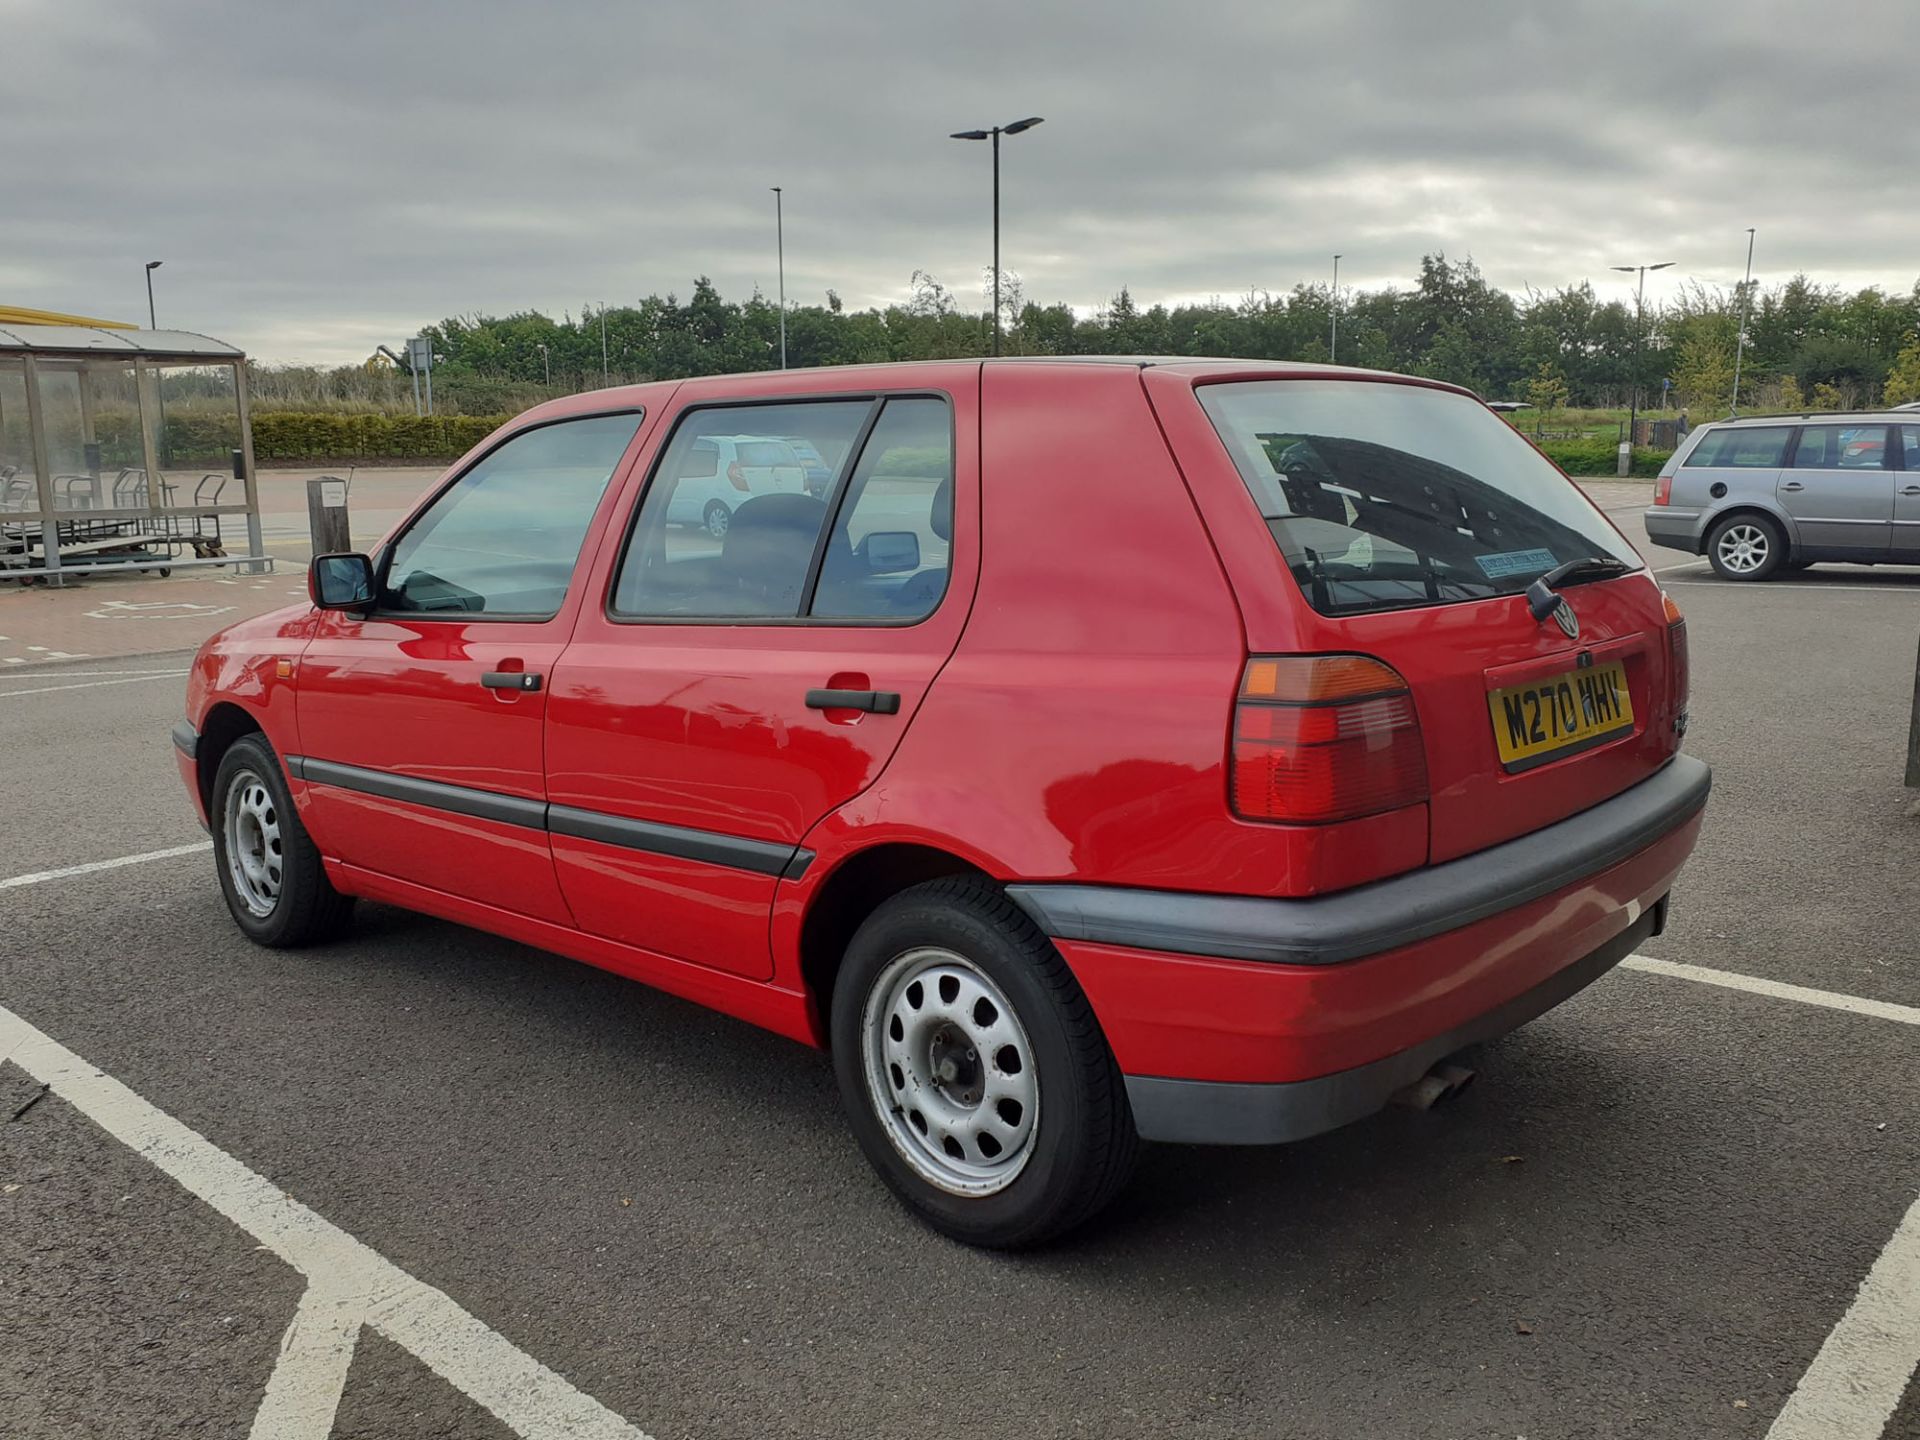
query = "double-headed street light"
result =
(1610, 260, 1675, 451)
(950, 116, 1044, 357)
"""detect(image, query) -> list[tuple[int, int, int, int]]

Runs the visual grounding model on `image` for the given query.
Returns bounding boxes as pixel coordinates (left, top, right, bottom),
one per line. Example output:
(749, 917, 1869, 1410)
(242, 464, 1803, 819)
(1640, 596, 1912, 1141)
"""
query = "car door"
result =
(542, 371, 979, 979)
(1776, 423, 1895, 555)
(294, 409, 649, 922)
(1895, 425, 1920, 558)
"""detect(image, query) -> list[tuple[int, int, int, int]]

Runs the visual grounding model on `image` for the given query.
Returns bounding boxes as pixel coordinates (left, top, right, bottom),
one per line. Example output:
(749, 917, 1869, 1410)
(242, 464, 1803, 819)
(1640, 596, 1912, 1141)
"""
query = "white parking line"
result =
(1663, 579, 1920, 594)
(1766, 1193, 1920, 1440)
(0, 842, 211, 891)
(0, 1003, 650, 1440)
(1623, 955, 1920, 1027)
(0, 671, 190, 699)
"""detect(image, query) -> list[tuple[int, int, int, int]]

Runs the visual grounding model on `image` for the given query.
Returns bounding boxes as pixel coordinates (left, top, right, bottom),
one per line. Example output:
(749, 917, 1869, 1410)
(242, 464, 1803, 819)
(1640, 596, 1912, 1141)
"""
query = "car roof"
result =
(1701, 410, 1914, 429)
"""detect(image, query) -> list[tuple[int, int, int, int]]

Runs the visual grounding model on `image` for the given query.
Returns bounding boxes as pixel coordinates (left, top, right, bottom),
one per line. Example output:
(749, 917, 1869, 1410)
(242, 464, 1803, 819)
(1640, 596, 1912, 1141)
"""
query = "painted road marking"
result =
(1664, 579, 1920, 594)
(1765, 1193, 1920, 1440)
(0, 1003, 651, 1440)
(0, 670, 190, 699)
(0, 842, 211, 890)
(1624, 955, 1920, 1027)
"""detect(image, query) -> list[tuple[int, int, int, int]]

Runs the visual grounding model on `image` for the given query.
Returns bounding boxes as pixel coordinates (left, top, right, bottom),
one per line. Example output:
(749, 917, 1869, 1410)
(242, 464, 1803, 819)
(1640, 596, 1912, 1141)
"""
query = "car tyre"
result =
(211, 734, 353, 947)
(831, 876, 1139, 1248)
(1706, 513, 1786, 581)
(703, 501, 731, 540)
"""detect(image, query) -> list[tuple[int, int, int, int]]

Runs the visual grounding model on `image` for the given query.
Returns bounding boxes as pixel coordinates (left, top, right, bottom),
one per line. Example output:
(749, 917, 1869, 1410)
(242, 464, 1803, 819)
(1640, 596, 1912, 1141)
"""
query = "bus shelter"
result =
(0, 323, 268, 581)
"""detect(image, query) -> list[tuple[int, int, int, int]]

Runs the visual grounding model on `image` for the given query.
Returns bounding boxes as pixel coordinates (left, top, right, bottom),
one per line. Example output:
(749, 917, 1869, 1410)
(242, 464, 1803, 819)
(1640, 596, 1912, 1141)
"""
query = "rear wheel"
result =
(1707, 513, 1786, 581)
(831, 877, 1138, 1248)
(211, 734, 353, 947)
(703, 501, 731, 540)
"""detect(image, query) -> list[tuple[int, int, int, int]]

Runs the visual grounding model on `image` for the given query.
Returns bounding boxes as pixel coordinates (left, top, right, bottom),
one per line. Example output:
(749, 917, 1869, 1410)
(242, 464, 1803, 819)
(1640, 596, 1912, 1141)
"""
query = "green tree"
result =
(1810, 381, 1844, 410)
(1883, 340, 1920, 405)
(1525, 362, 1569, 416)
(1672, 327, 1735, 413)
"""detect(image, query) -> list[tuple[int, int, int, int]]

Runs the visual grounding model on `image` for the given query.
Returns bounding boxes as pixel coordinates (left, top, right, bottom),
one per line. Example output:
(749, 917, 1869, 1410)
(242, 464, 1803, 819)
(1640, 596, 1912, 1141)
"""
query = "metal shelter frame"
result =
(0, 323, 269, 583)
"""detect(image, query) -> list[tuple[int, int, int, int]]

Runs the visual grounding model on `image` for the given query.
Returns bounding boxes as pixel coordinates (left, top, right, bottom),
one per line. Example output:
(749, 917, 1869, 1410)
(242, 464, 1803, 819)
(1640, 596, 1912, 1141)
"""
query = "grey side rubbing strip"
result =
(170, 722, 198, 759)
(1008, 754, 1710, 966)
(290, 756, 548, 831)
(548, 805, 802, 878)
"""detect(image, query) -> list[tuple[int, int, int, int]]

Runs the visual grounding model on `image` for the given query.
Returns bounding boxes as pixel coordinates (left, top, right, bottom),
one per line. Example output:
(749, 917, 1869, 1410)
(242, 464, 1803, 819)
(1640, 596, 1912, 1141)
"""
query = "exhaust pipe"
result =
(1390, 1062, 1478, 1112)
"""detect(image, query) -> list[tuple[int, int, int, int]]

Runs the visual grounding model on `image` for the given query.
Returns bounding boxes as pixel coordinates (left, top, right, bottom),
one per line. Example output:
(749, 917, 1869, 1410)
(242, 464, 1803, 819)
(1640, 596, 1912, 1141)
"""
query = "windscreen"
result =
(1199, 380, 1641, 616)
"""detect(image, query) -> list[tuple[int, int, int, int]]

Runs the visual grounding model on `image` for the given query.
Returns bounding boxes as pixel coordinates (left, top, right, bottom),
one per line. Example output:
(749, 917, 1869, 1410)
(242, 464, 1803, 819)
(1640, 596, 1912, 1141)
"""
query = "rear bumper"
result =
(1643, 507, 1705, 552)
(1009, 755, 1710, 1144)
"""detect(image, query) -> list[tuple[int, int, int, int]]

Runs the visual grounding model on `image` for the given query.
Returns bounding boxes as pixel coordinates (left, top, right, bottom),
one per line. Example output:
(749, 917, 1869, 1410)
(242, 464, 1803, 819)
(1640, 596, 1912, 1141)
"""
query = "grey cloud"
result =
(6, 0, 1915, 363)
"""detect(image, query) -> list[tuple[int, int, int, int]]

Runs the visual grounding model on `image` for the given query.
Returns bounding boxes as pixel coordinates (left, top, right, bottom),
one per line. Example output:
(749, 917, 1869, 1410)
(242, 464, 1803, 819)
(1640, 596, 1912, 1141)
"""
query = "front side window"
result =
(1198, 380, 1639, 617)
(1790, 424, 1889, 470)
(1684, 425, 1792, 469)
(611, 402, 869, 618)
(381, 412, 641, 616)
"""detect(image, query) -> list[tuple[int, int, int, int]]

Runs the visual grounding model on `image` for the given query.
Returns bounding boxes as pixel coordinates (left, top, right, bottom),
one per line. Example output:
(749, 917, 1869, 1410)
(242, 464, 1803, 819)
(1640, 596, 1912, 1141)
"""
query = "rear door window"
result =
(1683, 426, 1793, 469)
(1197, 380, 1639, 617)
(810, 398, 954, 621)
(1789, 424, 1890, 470)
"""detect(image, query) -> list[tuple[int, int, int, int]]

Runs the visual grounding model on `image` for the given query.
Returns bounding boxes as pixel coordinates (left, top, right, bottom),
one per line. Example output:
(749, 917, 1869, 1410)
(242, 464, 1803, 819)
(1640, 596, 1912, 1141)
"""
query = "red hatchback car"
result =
(173, 359, 1708, 1246)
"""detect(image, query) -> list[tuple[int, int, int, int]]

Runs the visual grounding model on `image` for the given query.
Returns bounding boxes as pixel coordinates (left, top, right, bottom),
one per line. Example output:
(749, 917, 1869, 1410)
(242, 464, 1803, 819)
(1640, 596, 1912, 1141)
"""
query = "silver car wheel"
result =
(704, 502, 731, 540)
(223, 768, 284, 917)
(862, 946, 1040, 1197)
(1716, 522, 1770, 575)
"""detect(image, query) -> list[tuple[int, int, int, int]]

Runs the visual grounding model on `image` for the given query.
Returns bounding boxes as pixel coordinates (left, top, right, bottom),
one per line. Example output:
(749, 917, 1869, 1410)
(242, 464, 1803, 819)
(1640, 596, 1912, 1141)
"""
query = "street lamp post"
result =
(949, 116, 1044, 357)
(771, 187, 787, 369)
(1731, 228, 1756, 417)
(537, 342, 550, 388)
(1609, 260, 1675, 455)
(600, 303, 609, 388)
(1329, 254, 1342, 363)
(144, 260, 162, 328)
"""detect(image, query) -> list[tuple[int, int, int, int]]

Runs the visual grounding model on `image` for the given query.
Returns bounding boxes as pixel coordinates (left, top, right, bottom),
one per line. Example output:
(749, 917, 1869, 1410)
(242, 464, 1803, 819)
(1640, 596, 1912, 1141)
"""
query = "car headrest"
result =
(719, 493, 829, 608)
(930, 474, 954, 543)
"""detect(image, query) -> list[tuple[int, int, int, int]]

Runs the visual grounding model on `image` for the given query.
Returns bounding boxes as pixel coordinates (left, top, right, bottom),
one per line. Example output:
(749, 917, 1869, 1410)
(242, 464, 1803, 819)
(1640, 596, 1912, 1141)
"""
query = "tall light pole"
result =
(600, 303, 609, 388)
(1329, 254, 1342, 363)
(1731, 228, 1756, 416)
(771, 187, 787, 369)
(1609, 261, 1674, 451)
(949, 116, 1044, 357)
(537, 342, 550, 387)
(144, 260, 162, 328)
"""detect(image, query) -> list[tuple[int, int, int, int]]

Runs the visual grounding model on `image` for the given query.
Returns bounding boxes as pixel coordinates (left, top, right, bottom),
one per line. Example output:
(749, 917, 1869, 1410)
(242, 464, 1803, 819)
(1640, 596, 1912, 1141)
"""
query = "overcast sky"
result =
(6, 0, 1916, 366)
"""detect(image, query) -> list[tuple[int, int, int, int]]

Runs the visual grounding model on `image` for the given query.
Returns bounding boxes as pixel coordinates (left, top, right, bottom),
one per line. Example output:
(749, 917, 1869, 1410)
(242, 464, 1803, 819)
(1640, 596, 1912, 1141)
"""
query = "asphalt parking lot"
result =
(3, 502, 1918, 1439)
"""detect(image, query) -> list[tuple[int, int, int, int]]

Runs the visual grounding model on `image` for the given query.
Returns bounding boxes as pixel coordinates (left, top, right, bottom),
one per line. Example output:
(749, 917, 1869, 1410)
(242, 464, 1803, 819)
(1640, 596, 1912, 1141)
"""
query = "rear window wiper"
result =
(1525, 556, 1633, 620)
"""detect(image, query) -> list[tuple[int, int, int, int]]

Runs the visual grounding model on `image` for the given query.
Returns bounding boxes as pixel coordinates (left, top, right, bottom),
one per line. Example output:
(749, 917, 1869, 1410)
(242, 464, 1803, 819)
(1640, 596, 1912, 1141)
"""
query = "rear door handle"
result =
(1902, 485, 1920, 496)
(482, 671, 543, 692)
(1780, 481, 1805, 492)
(806, 688, 900, 714)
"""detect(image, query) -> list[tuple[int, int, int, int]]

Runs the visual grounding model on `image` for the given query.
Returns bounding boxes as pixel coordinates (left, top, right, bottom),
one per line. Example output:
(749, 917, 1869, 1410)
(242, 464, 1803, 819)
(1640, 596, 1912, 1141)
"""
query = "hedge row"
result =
(249, 412, 511, 463)
(1536, 438, 1670, 478)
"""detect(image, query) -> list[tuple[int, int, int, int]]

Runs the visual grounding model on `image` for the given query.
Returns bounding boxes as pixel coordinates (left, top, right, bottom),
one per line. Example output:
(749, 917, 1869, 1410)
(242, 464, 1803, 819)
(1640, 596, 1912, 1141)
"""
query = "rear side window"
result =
(380, 411, 641, 617)
(1197, 380, 1639, 617)
(811, 398, 954, 621)
(1684, 426, 1792, 469)
(1790, 424, 1889, 470)
(1902, 426, 1920, 470)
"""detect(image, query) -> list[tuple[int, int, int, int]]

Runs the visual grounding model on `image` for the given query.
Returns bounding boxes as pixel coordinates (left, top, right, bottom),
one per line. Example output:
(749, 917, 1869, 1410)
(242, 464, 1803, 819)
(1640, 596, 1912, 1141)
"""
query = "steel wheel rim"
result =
(223, 768, 283, 917)
(1717, 523, 1769, 574)
(861, 947, 1039, 1197)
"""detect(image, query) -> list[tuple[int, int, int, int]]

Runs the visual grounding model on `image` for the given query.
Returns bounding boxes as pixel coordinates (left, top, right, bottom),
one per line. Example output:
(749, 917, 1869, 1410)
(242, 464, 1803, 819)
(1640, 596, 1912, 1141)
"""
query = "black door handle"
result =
(806, 688, 900, 714)
(482, 671, 543, 692)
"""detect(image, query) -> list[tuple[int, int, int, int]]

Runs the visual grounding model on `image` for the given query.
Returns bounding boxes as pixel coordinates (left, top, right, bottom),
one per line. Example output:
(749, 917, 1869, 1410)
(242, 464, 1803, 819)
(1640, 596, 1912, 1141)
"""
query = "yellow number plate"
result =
(1488, 661, 1635, 771)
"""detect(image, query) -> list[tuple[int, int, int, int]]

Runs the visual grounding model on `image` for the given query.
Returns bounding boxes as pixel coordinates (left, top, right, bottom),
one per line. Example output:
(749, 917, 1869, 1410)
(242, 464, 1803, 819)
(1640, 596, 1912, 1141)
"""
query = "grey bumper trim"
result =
(1125, 901, 1662, 1145)
(171, 721, 198, 760)
(1008, 754, 1709, 967)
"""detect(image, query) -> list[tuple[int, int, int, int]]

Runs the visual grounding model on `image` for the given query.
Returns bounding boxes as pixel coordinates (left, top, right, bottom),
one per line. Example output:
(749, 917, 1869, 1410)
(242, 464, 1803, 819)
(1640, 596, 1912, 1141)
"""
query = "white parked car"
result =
(663, 435, 809, 538)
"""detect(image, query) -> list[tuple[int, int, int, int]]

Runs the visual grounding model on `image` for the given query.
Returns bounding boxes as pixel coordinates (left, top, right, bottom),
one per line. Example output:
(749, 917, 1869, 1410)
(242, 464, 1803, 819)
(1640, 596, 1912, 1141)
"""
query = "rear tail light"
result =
(1231, 656, 1429, 824)
(1653, 471, 1673, 505)
(1662, 590, 1690, 729)
(726, 461, 749, 492)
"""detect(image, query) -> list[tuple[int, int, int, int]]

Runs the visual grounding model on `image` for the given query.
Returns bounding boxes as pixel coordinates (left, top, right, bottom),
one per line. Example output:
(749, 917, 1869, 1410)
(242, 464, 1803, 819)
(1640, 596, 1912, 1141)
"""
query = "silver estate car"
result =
(1644, 412, 1920, 579)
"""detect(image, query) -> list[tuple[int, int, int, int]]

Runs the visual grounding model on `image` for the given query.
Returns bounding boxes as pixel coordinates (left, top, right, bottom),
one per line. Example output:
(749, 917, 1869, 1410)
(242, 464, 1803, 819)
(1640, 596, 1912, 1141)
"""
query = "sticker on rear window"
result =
(1474, 548, 1557, 579)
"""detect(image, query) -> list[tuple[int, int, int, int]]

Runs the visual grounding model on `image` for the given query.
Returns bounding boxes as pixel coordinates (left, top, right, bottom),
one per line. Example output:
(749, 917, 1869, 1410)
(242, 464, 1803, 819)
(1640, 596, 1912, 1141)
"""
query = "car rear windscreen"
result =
(737, 441, 794, 467)
(1197, 379, 1641, 617)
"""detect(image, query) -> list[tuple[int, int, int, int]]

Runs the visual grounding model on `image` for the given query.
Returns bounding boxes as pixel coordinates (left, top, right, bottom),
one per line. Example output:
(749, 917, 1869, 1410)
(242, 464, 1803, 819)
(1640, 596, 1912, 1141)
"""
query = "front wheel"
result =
(1706, 513, 1786, 581)
(211, 734, 354, 947)
(703, 501, 731, 540)
(831, 878, 1138, 1248)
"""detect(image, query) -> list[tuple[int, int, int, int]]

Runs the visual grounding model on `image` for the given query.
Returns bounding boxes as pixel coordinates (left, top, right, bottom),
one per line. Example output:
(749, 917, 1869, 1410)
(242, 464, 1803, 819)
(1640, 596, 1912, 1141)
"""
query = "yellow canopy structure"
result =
(0, 305, 134, 329)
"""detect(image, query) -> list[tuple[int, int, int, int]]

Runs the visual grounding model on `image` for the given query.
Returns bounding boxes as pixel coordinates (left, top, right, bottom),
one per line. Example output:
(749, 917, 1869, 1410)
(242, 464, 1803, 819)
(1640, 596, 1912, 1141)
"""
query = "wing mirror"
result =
(309, 552, 375, 611)
(859, 530, 921, 574)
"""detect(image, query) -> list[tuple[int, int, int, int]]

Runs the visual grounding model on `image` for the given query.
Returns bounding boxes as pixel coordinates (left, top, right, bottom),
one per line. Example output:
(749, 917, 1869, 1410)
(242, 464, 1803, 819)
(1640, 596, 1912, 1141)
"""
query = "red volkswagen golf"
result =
(173, 359, 1707, 1246)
